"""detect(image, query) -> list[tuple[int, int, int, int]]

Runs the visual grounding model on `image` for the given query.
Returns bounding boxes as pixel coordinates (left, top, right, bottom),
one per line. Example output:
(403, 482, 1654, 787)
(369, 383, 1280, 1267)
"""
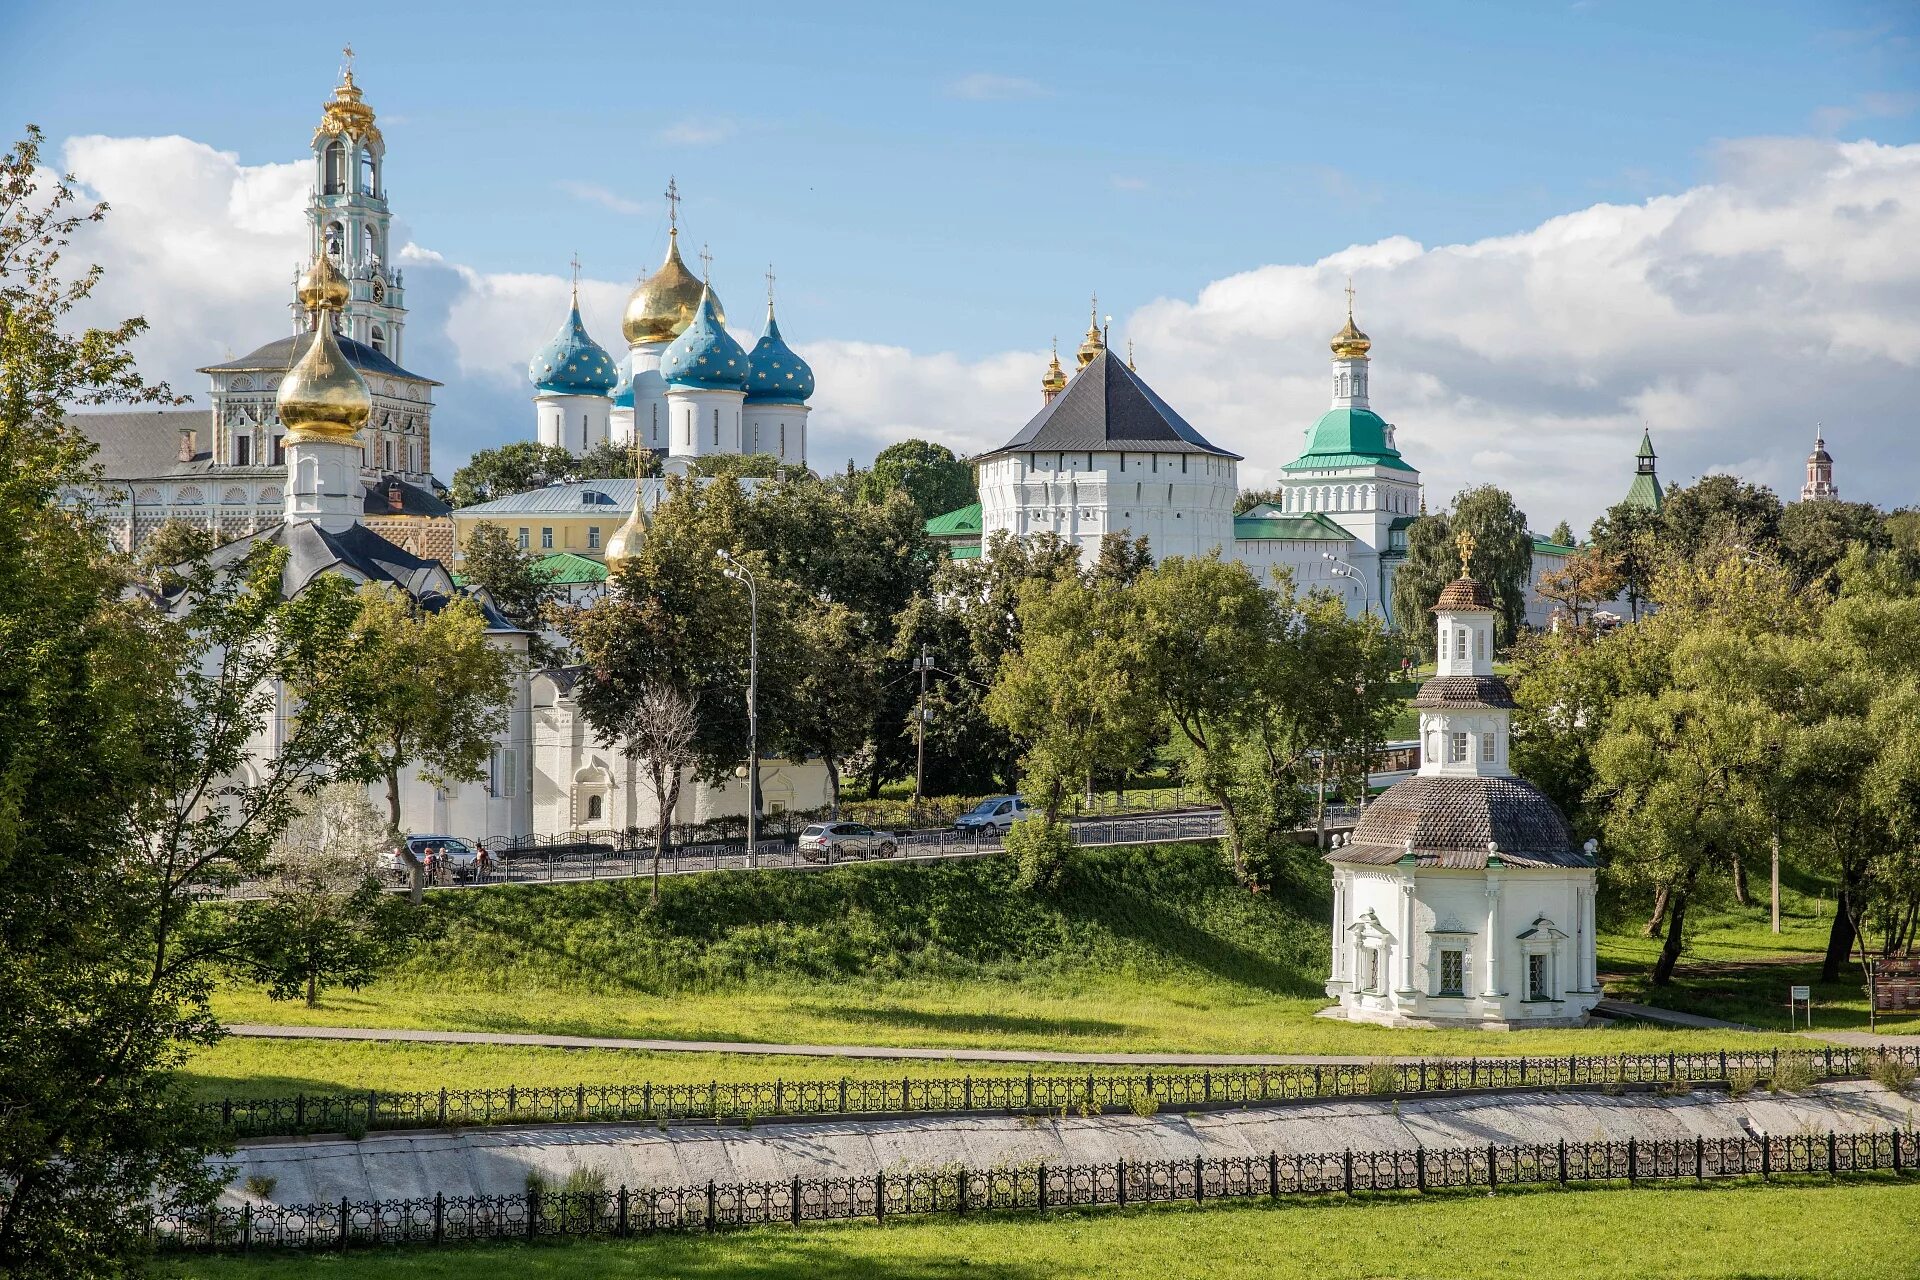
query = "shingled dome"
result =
(1328, 776, 1592, 870)
(981, 350, 1240, 460)
(1412, 675, 1517, 710)
(1433, 576, 1495, 611)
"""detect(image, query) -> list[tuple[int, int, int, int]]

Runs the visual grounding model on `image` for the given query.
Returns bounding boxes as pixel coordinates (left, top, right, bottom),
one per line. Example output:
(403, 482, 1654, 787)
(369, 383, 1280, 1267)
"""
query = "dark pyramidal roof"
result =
(1434, 576, 1495, 611)
(201, 330, 439, 386)
(982, 350, 1239, 460)
(1326, 776, 1592, 870)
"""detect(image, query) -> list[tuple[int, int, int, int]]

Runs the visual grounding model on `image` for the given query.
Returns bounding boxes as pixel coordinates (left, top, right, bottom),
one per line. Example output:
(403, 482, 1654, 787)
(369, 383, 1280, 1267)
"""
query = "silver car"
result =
(796, 822, 898, 863)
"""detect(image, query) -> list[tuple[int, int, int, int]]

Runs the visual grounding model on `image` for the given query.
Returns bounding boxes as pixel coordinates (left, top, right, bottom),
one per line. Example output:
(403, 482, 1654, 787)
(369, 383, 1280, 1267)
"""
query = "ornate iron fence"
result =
(198, 1044, 1920, 1139)
(156, 1128, 1919, 1253)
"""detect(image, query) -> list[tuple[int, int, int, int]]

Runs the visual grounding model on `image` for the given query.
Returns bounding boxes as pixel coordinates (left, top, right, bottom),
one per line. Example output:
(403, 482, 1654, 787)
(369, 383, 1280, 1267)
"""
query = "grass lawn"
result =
(1599, 877, 1920, 1037)
(159, 1181, 1919, 1279)
(188, 842, 1818, 1100)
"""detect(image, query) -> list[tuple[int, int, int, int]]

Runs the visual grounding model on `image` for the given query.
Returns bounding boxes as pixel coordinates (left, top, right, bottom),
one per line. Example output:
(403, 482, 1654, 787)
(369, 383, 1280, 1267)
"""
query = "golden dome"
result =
(1332, 283, 1371, 359)
(1042, 338, 1067, 395)
(622, 229, 723, 346)
(1075, 294, 1105, 370)
(296, 252, 350, 312)
(313, 66, 381, 146)
(278, 256, 370, 444)
(603, 483, 651, 570)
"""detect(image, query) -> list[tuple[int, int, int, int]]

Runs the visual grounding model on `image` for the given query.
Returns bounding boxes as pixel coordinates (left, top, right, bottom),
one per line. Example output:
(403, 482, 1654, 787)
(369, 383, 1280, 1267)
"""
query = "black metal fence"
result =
(198, 1045, 1920, 1139)
(157, 1128, 1919, 1254)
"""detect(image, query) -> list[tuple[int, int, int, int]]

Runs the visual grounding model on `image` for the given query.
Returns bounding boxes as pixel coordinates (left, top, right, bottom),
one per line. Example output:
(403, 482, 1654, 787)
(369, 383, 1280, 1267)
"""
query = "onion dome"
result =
(604, 480, 650, 570)
(622, 229, 723, 346)
(529, 286, 619, 396)
(611, 362, 634, 409)
(661, 285, 748, 391)
(1041, 338, 1067, 398)
(1330, 775, 1589, 869)
(744, 300, 813, 404)
(296, 252, 351, 312)
(278, 257, 371, 443)
(1075, 295, 1105, 370)
(1331, 310, 1371, 360)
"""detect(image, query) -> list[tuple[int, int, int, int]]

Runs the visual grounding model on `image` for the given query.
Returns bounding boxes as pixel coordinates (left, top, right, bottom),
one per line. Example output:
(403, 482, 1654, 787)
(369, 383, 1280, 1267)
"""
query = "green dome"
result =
(1281, 407, 1416, 473)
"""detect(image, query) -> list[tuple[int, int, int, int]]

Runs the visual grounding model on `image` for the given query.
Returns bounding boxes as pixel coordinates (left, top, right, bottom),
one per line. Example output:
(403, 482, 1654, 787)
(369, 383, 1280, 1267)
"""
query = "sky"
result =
(3, 0, 1917, 530)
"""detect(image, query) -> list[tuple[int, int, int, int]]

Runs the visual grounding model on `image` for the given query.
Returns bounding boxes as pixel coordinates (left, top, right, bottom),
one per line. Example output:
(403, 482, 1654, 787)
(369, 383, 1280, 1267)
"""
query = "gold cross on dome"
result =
(569, 252, 581, 289)
(663, 177, 680, 230)
(765, 263, 776, 306)
(1457, 530, 1477, 577)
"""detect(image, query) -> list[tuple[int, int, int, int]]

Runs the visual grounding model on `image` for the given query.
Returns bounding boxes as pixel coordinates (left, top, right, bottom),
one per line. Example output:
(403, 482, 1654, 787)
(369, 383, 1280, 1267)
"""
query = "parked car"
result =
(953, 796, 1031, 834)
(797, 822, 898, 862)
(379, 835, 482, 882)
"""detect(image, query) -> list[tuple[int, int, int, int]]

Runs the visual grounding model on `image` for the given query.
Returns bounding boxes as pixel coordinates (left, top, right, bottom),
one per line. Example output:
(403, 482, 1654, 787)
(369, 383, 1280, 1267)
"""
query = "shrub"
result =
(1365, 1059, 1400, 1095)
(524, 1168, 551, 1197)
(1727, 1066, 1762, 1098)
(242, 1174, 277, 1200)
(1866, 1051, 1918, 1093)
(1767, 1054, 1819, 1096)
(1004, 817, 1074, 892)
(562, 1167, 608, 1198)
(1127, 1092, 1160, 1118)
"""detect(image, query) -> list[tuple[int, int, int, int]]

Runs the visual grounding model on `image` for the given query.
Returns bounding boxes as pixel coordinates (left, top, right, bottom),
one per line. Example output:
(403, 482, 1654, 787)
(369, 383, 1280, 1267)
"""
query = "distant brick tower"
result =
(1801, 429, 1837, 501)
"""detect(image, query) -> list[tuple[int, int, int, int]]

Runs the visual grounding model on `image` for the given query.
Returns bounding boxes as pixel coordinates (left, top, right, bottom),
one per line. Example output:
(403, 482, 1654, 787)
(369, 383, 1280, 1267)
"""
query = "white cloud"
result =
(58, 132, 1920, 531)
(946, 72, 1049, 102)
(654, 118, 736, 146)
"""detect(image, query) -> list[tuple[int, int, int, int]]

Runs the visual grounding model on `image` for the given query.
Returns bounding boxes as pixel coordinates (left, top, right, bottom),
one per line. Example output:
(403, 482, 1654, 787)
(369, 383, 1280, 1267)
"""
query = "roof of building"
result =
(1624, 428, 1664, 513)
(529, 294, 619, 396)
(925, 502, 983, 538)
(454, 476, 763, 518)
(1531, 536, 1576, 557)
(200, 329, 439, 385)
(533, 551, 608, 584)
(1434, 576, 1496, 612)
(946, 543, 982, 560)
(1412, 674, 1518, 710)
(365, 475, 451, 518)
(744, 308, 814, 405)
(1232, 511, 1352, 542)
(1281, 407, 1416, 474)
(1325, 775, 1591, 869)
(68, 409, 217, 479)
(662, 288, 748, 391)
(982, 351, 1240, 460)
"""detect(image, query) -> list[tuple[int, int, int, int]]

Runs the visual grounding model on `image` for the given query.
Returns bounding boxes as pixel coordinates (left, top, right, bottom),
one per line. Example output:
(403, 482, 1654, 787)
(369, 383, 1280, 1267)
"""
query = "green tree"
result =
(1549, 520, 1575, 547)
(448, 441, 587, 507)
(1091, 531, 1153, 586)
(1885, 508, 1920, 558)
(1389, 512, 1455, 658)
(136, 517, 217, 591)
(579, 437, 655, 479)
(1392, 488, 1537, 647)
(457, 520, 564, 664)
(859, 438, 977, 518)
(1777, 498, 1888, 592)
(690, 451, 786, 480)
(235, 783, 394, 1006)
(1233, 485, 1287, 515)
(616, 679, 700, 902)
(1588, 500, 1662, 621)
(1660, 474, 1783, 563)
(323, 585, 516, 899)
(1535, 546, 1625, 630)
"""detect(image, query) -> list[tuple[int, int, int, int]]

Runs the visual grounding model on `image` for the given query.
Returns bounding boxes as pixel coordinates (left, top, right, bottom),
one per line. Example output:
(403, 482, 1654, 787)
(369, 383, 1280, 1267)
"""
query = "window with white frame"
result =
(587, 526, 600, 550)
(490, 749, 519, 798)
(1455, 629, 1468, 660)
(1527, 953, 1549, 1001)
(1448, 731, 1469, 763)
(1364, 947, 1382, 994)
(541, 527, 553, 550)
(1475, 628, 1487, 660)
(516, 528, 529, 550)
(1481, 732, 1496, 763)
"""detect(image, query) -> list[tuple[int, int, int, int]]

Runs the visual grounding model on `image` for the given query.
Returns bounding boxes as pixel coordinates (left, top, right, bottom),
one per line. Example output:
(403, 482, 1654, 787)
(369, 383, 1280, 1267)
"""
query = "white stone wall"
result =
(535, 393, 611, 457)
(741, 403, 808, 466)
(978, 450, 1237, 564)
(666, 387, 746, 461)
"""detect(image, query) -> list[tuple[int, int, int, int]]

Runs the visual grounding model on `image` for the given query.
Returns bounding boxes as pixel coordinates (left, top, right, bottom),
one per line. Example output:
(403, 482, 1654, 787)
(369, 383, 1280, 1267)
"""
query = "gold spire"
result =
(1041, 337, 1067, 402)
(603, 446, 650, 570)
(278, 255, 371, 443)
(313, 48, 380, 146)
(1456, 530, 1477, 578)
(1127, 337, 1136, 372)
(1075, 293, 1105, 370)
(1330, 277, 1371, 360)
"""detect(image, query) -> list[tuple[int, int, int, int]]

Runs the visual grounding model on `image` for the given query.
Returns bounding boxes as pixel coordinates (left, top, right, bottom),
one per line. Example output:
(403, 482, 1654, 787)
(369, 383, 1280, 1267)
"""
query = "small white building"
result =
(1323, 554, 1600, 1029)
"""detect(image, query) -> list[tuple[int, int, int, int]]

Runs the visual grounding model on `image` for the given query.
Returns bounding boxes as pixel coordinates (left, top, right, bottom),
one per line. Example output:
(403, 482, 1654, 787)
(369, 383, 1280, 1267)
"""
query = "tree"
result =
(1091, 531, 1152, 586)
(457, 520, 564, 664)
(859, 439, 977, 519)
(1661, 474, 1783, 563)
(1885, 508, 1920, 559)
(0, 127, 384, 1277)
(618, 680, 700, 903)
(1234, 486, 1287, 515)
(1389, 512, 1455, 658)
(1588, 500, 1662, 621)
(236, 783, 393, 1006)
(449, 441, 589, 507)
(1549, 520, 1575, 547)
(690, 451, 786, 480)
(136, 518, 217, 591)
(1450, 485, 1536, 644)
(787, 602, 882, 814)
(1535, 546, 1625, 630)
(1778, 498, 1888, 592)
(323, 585, 516, 900)
(578, 437, 655, 479)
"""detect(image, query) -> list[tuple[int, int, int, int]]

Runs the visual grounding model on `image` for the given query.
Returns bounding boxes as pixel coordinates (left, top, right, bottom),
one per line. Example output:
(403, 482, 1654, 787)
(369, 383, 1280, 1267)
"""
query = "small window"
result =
(272, 435, 285, 466)
(1528, 953, 1549, 1001)
(517, 528, 529, 550)
(1364, 948, 1381, 993)
(712, 408, 720, 447)
(233, 436, 251, 466)
(1481, 733, 1496, 763)
(492, 749, 519, 798)
(1439, 950, 1464, 996)
(586, 795, 603, 821)
(1454, 629, 1468, 661)
(1475, 629, 1487, 660)
(541, 527, 553, 550)
(1448, 732, 1469, 764)
(385, 440, 395, 472)
(588, 526, 600, 550)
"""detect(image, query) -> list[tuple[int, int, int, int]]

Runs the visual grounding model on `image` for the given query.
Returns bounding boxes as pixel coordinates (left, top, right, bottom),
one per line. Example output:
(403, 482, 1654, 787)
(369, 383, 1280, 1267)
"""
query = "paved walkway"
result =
(226, 1024, 1393, 1067)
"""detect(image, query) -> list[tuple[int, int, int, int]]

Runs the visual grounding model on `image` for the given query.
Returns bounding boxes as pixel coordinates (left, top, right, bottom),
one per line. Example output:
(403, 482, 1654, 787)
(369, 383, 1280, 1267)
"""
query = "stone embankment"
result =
(216, 1080, 1915, 1207)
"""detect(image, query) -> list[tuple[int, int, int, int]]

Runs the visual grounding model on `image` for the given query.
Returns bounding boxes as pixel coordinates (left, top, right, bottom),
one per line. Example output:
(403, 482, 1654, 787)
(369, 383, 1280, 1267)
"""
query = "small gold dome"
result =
(1042, 338, 1066, 395)
(296, 252, 350, 312)
(313, 66, 381, 146)
(1331, 311, 1371, 360)
(603, 487, 650, 570)
(622, 229, 724, 346)
(279, 256, 370, 444)
(1075, 296, 1105, 370)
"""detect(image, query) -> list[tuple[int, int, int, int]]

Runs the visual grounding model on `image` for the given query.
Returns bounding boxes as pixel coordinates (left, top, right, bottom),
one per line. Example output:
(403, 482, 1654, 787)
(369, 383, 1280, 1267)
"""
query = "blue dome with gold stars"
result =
(529, 292, 619, 396)
(611, 361, 634, 409)
(662, 286, 747, 391)
(745, 305, 814, 405)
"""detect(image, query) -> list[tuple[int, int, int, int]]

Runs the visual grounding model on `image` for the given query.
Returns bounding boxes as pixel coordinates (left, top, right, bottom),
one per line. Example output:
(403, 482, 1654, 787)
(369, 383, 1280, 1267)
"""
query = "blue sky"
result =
(4, 1, 1917, 524)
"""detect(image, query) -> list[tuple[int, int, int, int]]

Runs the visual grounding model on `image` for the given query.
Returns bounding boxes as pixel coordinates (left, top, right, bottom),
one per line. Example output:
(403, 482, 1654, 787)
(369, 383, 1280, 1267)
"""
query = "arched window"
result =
(360, 149, 377, 196)
(324, 221, 345, 263)
(363, 225, 381, 266)
(323, 141, 346, 194)
(586, 795, 603, 821)
(370, 324, 386, 355)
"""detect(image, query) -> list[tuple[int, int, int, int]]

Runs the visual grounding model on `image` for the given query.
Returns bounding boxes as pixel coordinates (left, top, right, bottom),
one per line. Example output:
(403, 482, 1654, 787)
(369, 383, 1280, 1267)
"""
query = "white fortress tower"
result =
(529, 268, 618, 456)
(1324, 535, 1600, 1029)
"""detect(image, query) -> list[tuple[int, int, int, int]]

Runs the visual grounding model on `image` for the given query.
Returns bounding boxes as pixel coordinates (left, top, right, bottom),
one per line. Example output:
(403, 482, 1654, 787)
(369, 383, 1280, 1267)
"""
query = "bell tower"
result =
(301, 48, 406, 363)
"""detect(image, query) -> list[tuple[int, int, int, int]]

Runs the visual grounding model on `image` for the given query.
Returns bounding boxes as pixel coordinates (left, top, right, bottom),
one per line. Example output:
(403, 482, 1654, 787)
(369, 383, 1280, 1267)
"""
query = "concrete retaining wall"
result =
(216, 1081, 1918, 1207)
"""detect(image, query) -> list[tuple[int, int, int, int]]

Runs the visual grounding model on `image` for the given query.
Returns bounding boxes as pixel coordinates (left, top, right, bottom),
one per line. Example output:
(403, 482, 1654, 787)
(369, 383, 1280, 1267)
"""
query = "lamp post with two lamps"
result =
(717, 549, 760, 870)
(1321, 552, 1376, 618)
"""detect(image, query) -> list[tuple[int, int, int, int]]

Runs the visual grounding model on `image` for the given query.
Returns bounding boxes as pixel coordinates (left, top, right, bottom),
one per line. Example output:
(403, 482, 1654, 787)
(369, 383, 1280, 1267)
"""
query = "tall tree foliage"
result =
(858, 438, 977, 519)
(1587, 499, 1661, 621)
(448, 440, 644, 507)
(1389, 486, 1534, 650)
(1658, 474, 1782, 563)
(457, 520, 565, 664)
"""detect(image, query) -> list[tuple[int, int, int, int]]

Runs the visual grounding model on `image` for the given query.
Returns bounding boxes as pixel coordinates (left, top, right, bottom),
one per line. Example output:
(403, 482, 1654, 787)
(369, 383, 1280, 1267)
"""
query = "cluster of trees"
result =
(1512, 481, 1920, 988)
(0, 132, 518, 1277)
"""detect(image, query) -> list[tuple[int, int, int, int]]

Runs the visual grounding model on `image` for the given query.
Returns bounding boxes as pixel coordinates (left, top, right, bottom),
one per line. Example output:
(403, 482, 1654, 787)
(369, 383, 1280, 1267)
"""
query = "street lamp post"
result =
(1321, 552, 1376, 618)
(717, 550, 760, 870)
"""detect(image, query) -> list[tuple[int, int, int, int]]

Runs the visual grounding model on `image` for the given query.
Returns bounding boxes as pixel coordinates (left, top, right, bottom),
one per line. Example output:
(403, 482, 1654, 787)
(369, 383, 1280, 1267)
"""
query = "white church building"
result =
(1322, 545, 1600, 1028)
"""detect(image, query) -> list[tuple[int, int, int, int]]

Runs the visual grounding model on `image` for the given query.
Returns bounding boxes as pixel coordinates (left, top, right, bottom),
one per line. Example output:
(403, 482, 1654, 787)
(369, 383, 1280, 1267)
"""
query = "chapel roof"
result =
(981, 351, 1239, 460)
(201, 330, 438, 385)
(1412, 674, 1517, 710)
(1326, 775, 1590, 870)
(1433, 576, 1496, 612)
(1281, 407, 1416, 474)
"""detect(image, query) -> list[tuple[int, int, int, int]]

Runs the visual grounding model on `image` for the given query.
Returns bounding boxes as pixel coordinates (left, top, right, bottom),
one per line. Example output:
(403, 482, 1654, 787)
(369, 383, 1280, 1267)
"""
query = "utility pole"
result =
(913, 645, 929, 802)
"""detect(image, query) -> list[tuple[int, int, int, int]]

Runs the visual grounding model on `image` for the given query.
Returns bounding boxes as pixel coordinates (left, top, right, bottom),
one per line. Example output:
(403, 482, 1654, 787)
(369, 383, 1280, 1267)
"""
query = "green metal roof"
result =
(533, 551, 608, 584)
(1624, 471, 1664, 513)
(1281, 407, 1418, 474)
(925, 502, 983, 538)
(1232, 511, 1352, 542)
(946, 542, 982, 560)
(1531, 537, 1576, 558)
